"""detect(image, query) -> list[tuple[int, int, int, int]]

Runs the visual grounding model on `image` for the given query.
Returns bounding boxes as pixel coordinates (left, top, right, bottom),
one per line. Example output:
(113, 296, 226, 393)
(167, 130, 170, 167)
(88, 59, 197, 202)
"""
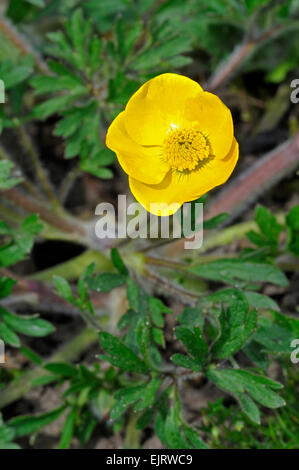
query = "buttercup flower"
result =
(106, 73, 238, 216)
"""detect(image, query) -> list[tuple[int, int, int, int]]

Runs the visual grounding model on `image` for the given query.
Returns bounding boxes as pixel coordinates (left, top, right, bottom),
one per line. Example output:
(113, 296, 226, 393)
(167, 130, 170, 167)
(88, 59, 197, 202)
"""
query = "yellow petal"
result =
(177, 137, 239, 200)
(106, 111, 169, 184)
(124, 73, 203, 146)
(129, 170, 184, 216)
(129, 138, 238, 216)
(187, 91, 234, 158)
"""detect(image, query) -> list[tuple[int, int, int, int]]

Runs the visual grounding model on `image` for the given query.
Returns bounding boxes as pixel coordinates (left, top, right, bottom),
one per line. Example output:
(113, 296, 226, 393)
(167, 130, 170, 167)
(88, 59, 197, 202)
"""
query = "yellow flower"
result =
(106, 73, 238, 216)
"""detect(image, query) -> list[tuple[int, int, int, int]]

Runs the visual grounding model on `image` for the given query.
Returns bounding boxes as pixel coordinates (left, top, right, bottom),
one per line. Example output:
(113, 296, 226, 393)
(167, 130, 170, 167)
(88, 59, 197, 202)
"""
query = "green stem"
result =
(28, 250, 113, 282)
(124, 412, 142, 449)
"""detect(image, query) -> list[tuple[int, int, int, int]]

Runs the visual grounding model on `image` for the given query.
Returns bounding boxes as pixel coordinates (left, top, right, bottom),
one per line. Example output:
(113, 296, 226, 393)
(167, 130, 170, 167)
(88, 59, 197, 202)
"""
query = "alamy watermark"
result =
(95, 196, 203, 249)
(0, 79, 5, 104)
(290, 339, 299, 364)
(290, 79, 299, 103)
(0, 340, 5, 364)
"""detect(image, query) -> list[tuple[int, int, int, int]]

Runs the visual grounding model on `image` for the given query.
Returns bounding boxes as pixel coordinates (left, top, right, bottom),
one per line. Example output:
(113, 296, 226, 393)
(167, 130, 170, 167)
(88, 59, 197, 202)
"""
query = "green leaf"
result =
(0, 441, 21, 449)
(212, 291, 257, 359)
(0, 216, 42, 268)
(98, 332, 148, 374)
(137, 318, 161, 369)
(236, 393, 261, 425)
(110, 248, 129, 275)
(286, 206, 299, 255)
(177, 306, 204, 330)
(0, 416, 15, 444)
(111, 385, 145, 420)
(164, 395, 190, 449)
(149, 297, 171, 327)
(53, 275, 75, 303)
(9, 405, 66, 437)
(183, 425, 209, 449)
(171, 353, 200, 371)
(253, 311, 299, 354)
(0, 308, 55, 337)
(0, 60, 32, 88)
(152, 328, 165, 348)
(175, 326, 208, 367)
(254, 205, 282, 244)
(31, 375, 58, 386)
(20, 346, 43, 365)
(0, 321, 20, 347)
(87, 272, 127, 292)
(203, 213, 230, 230)
(33, 94, 83, 119)
(31, 75, 82, 94)
(244, 291, 280, 311)
(134, 377, 162, 412)
(126, 278, 140, 311)
(0, 160, 22, 190)
(59, 407, 77, 449)
(45, 362, 78, 378)
(0, 277, 16, 299)
(206, 368, 284, 424)
(243, 340, 269, 370)
(189, 259, 288, 287)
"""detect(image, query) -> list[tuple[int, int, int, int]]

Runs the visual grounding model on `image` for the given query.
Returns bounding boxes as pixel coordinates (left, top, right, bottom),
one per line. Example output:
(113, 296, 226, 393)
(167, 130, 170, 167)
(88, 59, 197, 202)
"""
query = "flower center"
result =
(163, 128, 210, 172)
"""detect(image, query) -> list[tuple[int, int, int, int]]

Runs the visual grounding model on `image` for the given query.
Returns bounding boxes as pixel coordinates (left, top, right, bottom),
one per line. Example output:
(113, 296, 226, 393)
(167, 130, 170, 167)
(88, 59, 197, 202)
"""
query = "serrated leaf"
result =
(211, 291, 257, 359)
(111, 385, 145, 420)
(134, 377, 162, 412)
(206, 368, 284, 423)
(98, 332, 148, 374)
(175, 326, 208, 366)
(177, 306, 204, 330)
(254, 205, 282, 244)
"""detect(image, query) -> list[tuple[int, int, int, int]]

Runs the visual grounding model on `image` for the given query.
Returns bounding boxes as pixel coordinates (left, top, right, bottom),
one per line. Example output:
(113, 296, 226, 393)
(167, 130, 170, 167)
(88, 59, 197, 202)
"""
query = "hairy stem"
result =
(58, 165, 82, 204)
(17, 126, 57, 205)
(207, 25, 282, 92)
(3, 187, 86, 239)
(0, 14, 50, 76)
